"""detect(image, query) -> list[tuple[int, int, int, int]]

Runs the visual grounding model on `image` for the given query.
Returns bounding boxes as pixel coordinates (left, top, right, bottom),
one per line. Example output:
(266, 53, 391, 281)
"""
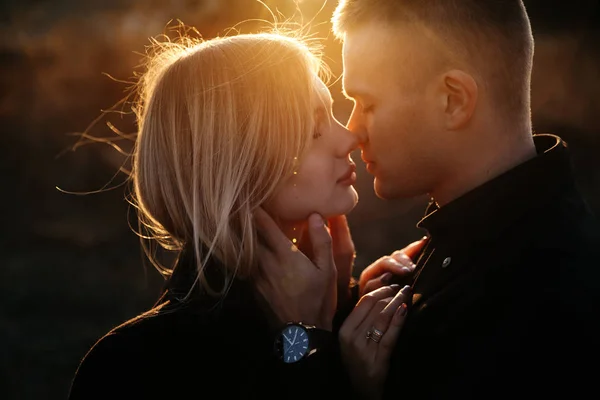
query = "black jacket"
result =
(385, 134, 600, 399)
(68, 250, 352, 399)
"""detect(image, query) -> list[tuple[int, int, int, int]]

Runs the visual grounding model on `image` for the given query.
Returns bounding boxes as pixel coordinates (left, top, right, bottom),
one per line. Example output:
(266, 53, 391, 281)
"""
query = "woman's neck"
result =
(276, 219, 308, 246)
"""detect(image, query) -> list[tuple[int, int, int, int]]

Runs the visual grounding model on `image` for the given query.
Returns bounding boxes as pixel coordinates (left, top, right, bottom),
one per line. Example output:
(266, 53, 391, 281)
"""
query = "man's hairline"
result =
(339, 20, 480, 98)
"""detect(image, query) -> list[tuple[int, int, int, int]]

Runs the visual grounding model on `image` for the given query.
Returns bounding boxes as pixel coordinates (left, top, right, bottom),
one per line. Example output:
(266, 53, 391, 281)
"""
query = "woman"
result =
(68, 30, 414, 400)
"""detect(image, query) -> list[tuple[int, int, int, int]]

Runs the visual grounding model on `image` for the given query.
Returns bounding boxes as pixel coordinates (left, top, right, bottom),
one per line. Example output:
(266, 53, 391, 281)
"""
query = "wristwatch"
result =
(273, 322, 333, 364)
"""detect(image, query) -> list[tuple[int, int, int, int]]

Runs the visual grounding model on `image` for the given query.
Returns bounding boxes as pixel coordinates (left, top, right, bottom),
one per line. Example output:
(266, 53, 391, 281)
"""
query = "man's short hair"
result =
(332, 0, 535, 114)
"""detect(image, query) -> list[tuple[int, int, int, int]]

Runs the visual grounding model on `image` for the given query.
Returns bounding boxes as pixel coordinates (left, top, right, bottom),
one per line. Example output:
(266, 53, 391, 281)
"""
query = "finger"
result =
(342, 285, 401, 333)
(307, 213, 334, 271)
(376, 287, 412, 355)
(254, 207, 291, 252)
(389, 251, 417, 269)
(360, 256, 414, 286)
(360, 285, 412, 338)
(391, 237, 429, 262)
(380, 285, 412, 319)
(328, 215, 355, 262)
(378, 302, 408, 356)
(361, 272, 393, 296)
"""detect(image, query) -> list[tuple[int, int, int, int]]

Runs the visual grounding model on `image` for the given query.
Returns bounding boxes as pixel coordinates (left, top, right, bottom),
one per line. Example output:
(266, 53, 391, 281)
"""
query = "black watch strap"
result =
(306, 325, 333, 349)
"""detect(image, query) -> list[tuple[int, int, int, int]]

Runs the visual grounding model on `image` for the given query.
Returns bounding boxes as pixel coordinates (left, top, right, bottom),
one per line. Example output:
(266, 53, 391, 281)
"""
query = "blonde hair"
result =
(131, 30, 329, 297)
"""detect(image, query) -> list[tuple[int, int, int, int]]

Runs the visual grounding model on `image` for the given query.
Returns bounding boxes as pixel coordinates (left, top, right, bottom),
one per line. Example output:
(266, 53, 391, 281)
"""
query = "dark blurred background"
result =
(1, 0, 598, 398)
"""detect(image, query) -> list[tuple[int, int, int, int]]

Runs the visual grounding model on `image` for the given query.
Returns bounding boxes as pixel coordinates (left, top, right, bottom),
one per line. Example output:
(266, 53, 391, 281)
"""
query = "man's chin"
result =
(374, 178, 407, 200)
(373, 179, 393, 200)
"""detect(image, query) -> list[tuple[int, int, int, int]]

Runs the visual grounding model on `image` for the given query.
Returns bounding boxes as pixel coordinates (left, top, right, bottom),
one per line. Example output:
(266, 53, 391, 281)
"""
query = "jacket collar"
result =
(155, 246, 258, 317)
(417, 134, 576, 242)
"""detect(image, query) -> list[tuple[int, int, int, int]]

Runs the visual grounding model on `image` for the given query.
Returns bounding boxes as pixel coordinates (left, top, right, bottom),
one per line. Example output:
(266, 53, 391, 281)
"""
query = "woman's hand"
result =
(254, 207, 337, 331)
(359, 238, 428, 296)
(339, 284, 412, 400)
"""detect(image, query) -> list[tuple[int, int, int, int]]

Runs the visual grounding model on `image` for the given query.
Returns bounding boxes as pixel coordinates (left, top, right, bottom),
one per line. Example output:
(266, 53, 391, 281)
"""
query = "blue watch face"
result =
(281, 325, 309, 363)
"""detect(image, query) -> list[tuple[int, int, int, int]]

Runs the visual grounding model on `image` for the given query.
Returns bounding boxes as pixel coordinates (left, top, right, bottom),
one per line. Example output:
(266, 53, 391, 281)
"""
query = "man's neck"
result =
(432, 131, 537, 207)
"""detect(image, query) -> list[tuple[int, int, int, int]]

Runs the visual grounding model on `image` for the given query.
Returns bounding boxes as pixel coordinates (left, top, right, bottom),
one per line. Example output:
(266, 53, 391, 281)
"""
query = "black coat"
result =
(68, 251, 352, 399)
(385, 134, 600, 399)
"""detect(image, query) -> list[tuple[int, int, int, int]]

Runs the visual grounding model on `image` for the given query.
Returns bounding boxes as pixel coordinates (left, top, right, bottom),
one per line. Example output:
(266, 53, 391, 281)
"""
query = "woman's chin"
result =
(345, 187, 359, 213)
(320, 192, 359, 219)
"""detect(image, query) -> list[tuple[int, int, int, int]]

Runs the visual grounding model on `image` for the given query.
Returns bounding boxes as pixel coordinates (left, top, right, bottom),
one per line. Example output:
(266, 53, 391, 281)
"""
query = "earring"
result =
(291, 226, 298, 252)
(293, 156, 299, 177)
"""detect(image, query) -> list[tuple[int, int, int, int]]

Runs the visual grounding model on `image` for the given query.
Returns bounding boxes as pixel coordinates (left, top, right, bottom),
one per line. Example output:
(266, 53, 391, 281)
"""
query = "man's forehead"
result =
(342, 23, 431, 96)
(342, 29, 392, 95)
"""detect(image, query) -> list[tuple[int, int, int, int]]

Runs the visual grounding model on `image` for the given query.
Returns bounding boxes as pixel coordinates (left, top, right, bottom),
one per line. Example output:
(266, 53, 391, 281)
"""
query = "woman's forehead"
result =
(312, 75, 332, 107)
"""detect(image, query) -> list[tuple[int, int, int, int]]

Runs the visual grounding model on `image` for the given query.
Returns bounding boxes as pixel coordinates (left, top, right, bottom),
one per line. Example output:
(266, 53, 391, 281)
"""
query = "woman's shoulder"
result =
(68, 302, 210, 398)
(83, 303, 173, 355)
(76, 299, 216, 360)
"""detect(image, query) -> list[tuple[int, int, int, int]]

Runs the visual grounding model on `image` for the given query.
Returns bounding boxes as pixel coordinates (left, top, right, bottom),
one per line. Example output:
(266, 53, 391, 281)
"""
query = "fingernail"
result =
(401, 267, 412, 274)
(400, 285, 412, 296)
(390, 283, 401, 289)
(422, 236, 428, 240)
(381, 272, 393, 283)
(398, 303, 408, 316)
(393, 303, 408, 323)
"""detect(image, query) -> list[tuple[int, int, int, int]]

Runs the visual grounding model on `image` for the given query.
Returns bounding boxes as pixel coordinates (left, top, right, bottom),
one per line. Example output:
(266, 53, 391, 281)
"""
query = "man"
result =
(257, 1, 598, 398)
(330, 0, 599, 398)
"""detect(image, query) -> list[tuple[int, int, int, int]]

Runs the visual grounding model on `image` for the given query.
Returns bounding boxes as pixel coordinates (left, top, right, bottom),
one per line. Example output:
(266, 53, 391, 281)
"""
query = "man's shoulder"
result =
(510, 182, 600, 254)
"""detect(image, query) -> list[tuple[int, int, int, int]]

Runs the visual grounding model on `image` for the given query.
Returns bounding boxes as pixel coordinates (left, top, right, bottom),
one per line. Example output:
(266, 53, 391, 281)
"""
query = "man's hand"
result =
(254, 207, 337, 331)
(359, 237, 428, 297)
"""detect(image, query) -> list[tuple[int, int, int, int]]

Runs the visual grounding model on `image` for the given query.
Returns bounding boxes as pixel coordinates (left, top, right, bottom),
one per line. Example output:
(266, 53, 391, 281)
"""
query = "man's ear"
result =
(440, 70, 478, 130)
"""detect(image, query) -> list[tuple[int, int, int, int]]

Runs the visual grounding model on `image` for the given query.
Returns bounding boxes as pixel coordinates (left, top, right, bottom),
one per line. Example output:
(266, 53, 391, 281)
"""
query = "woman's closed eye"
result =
(313, 106, 327, 139)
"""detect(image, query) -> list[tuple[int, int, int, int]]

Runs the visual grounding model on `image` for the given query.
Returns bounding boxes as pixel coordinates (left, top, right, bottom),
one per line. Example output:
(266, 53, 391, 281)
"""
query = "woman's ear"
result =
(441, 70, 478, 130)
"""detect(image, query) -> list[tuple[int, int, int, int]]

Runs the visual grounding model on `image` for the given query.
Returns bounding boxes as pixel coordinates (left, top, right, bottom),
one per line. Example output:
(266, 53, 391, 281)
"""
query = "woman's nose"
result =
(334, 123, 359, 157)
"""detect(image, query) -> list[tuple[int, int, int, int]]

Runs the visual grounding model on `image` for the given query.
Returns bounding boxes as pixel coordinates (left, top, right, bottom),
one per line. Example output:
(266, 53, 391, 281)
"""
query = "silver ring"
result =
(366, 327, 385, 343)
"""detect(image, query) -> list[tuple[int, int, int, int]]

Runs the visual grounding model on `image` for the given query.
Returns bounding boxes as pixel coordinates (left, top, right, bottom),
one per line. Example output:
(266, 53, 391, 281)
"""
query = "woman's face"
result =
(265, 78, 359, 222)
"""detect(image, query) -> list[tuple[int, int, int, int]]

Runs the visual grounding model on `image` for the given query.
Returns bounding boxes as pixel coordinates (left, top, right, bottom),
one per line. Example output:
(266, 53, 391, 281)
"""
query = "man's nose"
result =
(346, 106, 368, 145)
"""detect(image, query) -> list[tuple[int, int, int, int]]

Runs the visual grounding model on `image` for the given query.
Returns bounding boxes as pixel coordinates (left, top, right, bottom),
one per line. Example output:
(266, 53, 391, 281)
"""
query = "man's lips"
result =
(361, 152, 376, 174)
(337, 163, 357, 183)
(365, 162, 376, 174)
(361, 150, 374, 165)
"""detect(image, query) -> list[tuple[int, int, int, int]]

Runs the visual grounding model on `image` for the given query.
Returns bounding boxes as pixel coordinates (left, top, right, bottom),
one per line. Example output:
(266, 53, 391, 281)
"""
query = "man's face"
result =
(342, 23, 446, 200)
